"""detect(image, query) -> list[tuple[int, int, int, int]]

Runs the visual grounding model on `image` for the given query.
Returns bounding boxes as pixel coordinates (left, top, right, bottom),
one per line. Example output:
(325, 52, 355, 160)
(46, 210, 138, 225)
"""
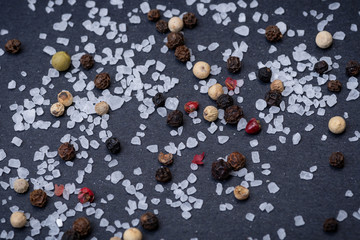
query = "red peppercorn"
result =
(225, 77, 237, 91)
(78, 187, 94, 204)
(245, 118, 261, 134)
(184, 101, 199, 113)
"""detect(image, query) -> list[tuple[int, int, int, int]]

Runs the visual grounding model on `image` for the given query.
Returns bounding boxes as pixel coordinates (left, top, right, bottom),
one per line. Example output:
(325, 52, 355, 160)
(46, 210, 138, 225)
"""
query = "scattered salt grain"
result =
(234, 26, 249, 36)
(249, 139, 258, 147)
(292, 133, 301, 145)
(218, 136, 229, 144)
(300, 171, 313, 180)
(328, 2, 340, 10)
(277, 228, 286, 240)
(245, 213, 255, 221)
(268, 182, 280, 194)
(337, 210, 348, 222)
(11, 137, 23, 147)
(345, 190, 353, 197)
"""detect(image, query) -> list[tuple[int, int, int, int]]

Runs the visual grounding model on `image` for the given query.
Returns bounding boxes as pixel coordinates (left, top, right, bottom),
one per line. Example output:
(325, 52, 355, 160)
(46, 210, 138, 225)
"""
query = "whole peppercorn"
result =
(265, 25, 283, 42)
(156, 20, 169, 33)
(327, 80, 342, 92)
(216, 94, 234, 109)
(73, 217, 91, 237)
(208, 83, 224, 100)
(211, 159, 231, 180)
(329, 152, 344, 168)
(182, 12, 197, 29)
(167, 110, 183, 127)
(80, 54, 94, 70)
(152, 93, 166, 108)
(58, 90, 73, 107)
(140, 212, 159, 230)
(13, 178, 29, 194)
(10, 211, 27, 228)
(316, 31, 333, 49)
(323, 218, 338, 232)
(203, 106, 218, 122)
(258, 67, 272, 83)
(314, 60, 329, 74)
(225, 77, 237, 91)
(168, 17, 184, 33)
(123, 228, 143, 240)
(233, 185, 249, 200)
(166, 32, 184, 50)
(193, 61, 211, 79)
(78, 187, 95, 204)
(58, 142, 76, 161)
(175, 45, 190, 62)
(270, 79, 284, 92)
(105, 137, 121, 154)
(30, 189, 47, 207)
(110, 237, 122, 240)
(147, 9, 160, 22)
(227, 56, 242, 73)
(345, 60, 360, 76)
(184, 101, 199, 113)
(62, 229, 81, 240)
(51, 51, 71, 71)
(95, 101, 109, 116)
(94, 72, 111, 90)
(155, 167, 172, 183)
(328, 116, 346, 134)
(50, 102, 65, 117)
(224, 105, 243, 124)
(265, 90, 282, 107)
(158, 152, 173, 165)
(5, 39, 21, 54)
(227, 152, 246, 171)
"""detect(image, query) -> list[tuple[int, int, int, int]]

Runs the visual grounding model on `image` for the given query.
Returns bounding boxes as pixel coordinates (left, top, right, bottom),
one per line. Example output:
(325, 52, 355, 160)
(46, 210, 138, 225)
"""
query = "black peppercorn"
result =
(140, 212, 159, 230)
(314, 60, 328, 74)
(61, 229, 81, 240)
(152, 93, 166, 108)
(224, 105, 243, 124)
(80, 54, 94, 70)
(265, 25, 282, 42)
(156, 20, 169, 33)
(329, 152, 344, 168)
(167, 110, 183, 127)
(155, 167, 172, 182)
(227, 56, 242, 73)
(182, 12, 197, 28)
(258, 67, 272, 83)
(73, 217, 91, 237)
(166, 32, 184, 50)
(216, 94, 234, 109)
(175, 45, 190, 62)
(227, 152, 246, 171)
(147, 9, 160, 22)
(30, 189, 47, 207)
(265, 90, 282, 107)
(211, 159, 231, 180)
(58, 142, 76, 161)
(345, 60, 360, 76)
(105, 137, 121, 154)
(323, 218, 338, 232)
(5, 39, 21, 54)
(94, 72, 111, 90)
(327, 80, 342, 92)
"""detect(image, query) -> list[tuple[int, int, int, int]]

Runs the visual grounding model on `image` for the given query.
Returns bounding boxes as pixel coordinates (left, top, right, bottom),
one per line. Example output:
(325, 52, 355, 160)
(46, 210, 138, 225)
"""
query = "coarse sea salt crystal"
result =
(245, 213, 255, 221)
(11, 137, 23, 147)
(328, 2, 340, 10)
(268, 182, 280, 194)
(345, 190, 353, 197)
(277, 228, 286, 240)
(333, 31, 345, 40)
(218, 136, 229, 144)
(337, 210, 348, 222)
(251, 151, 260, 163)
(294, 215, 305, 226)
(292, 133, 301, 145)
(234, 26, 249, 36)
(300, 171, 313, 180)
(255, 99, 267, 111)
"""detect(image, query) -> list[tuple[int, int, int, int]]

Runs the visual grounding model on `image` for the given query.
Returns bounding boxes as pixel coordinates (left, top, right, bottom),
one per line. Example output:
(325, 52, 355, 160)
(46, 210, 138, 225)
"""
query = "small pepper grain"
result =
(227, 56, 242, 73)
(73, 217, 91, 237)
(175, 45, 190, 62)
(5, 39, 21, 54)
(328, 116, 346, 134)
(203, 106, 218, 122)
(316, 31, 333, 49)
(58, 142, 76, 161)
(265, 90, 282, 107)
(158, 152, 173, 165)
(147, 9, 160, 22)
(61, 229, 81, 240)
(314, 60, 329, 74)
(233, 185, 249, 200)
(182, 12, 197, 28)
(216, 94, 234, 109)
(270, 79, 284, 92)
(30, 189, 47, 207)
(123, 228, 143, 240)
(10, 211, 27, 228)
(166, 32, 184, 49)
(265, 25, 282, 42)
(13, 178, 29, 194)
(227, 152, 246, 171)
(327, 80, 342, 92)
(168, 17, 184, 33)
(345, 60, 360, 76)
(94, 72, 111, 90)
(208, 83, 224, 100)
(156, 20, 169, 33)
(211, 159, 231, 180)
(57, 90, 73, 107)
(105, 137, 121, 154)
(258, 67, 272, 83)
(152, 93, 166, 108)
(224, 105, 243, 124)
(155, 167, 172, 183)
(140, 212, 159, 230)
(95, 101, 109, 116)
(80, 54, 94, 70)
(329, 152, 344, 168)
(193, 61, 211, 79)
(50, 102, 65, 117)
(167, 110, 183, 127)
(51, 51, 71, 71)
(323, 218, 338, 232)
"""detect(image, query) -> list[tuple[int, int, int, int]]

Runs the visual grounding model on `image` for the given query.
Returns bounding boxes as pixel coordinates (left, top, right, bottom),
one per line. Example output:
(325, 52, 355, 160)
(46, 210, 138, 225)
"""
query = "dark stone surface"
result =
(0, 0, 360, 239)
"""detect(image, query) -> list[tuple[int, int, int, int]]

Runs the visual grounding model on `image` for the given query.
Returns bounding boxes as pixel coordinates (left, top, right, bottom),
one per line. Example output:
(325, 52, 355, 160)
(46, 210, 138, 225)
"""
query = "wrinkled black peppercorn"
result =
(94, 72, 111, 90)
(258, 67, 272, 83)
(345, 60, 360, 76)
(156, 20, 169, 33)
(175, 45, 190, 62)
(5, 39, 21, 54)
(211, 159, 231, 180)
(224, 105, 243, 124)
(329, 152, 344, 168)
(167, 110, 183, 127)
(265, 90, 282, 107)
(227, 56, 242, 73)
(166, 32, 184, 50)
(327, 80, 342, 92)
(140, 212, 159, 230)
(265, 25, 282, 42)
(227, 152, 246, 171)
(216, 94, 234, 109)
(323, 218, 338, 232)
(314, 60, 328, 74)
(80, 54, 94, 70)
(152, 93, 166, 108)
(61, 229, 81, 240)
(105, 137, 121, 154)
(147, 9, 160, 22)
(155, 167, 172, 182)
(182, 12, 197, 28)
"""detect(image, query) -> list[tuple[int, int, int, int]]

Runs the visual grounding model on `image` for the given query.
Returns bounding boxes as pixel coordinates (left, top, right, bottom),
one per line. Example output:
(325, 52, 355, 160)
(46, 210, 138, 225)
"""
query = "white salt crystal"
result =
(321, 135, 327, 141)
(337, 210, 348, 222)
(276, 21, 287, 34)
(197, 131, 207, 142)
(277, 228, 286, 240)
(216, 183, 223, 195)
(274, 7, 285, 15)
(218, 136, 229, 144)
(208, 42, 219, 51)
(131, 136, 141, 145)
(237, 118, 247, 131)
(186, 137, 198, 148)
(165, 97, 179, 110)
(182, 211, 191, 220)
(292, 133, 301, 145)
(294, 215, 305, 226)
(350, 24, 358, 32)
(11, 137, 23, 147)
(249, 139, 258, 147)
(268, 145, 277, 151)
(146, 145, 158, 153)
(345, 190, 353, 197)
(268, 182, 280, 194)
(305, 124, 314, 131)
(346, 89, 359, 101)
(139, 2, 150, 13)
(8, 80, 16, 89)
(309, 166, 317, 172)
(255, 99, 267, 111)
(300, 171, 313, 180)
(251, 151, 260, 163)
(333, 31, 345, 40)
(8, 159, 21, 168)
(245, 213, 255, 221)
(328, 2, 340, 10)
(234, 26, 249, 36)
(133, 167, 142, 176)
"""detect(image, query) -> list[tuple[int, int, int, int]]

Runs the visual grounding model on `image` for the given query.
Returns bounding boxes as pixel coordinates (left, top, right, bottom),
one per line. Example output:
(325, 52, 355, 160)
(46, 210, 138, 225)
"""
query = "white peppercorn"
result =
(123, 228, 142, 240)
(95, 101, 109, 116)
(270, 79, 284, 92)
(193, 61, 210, 79)
(168, 17, 184, 33)
(234, 185, 249, 200)
(208, 83, 224, 100)
(13, 179, 29, 193)
(50, 102, 65, 117)
(10, 211, 27, 228)
(328, 116, 346, 134)
(203, 106, 218, 122)
(57, 90, 73, 107)
(315, 31, 333, 49)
